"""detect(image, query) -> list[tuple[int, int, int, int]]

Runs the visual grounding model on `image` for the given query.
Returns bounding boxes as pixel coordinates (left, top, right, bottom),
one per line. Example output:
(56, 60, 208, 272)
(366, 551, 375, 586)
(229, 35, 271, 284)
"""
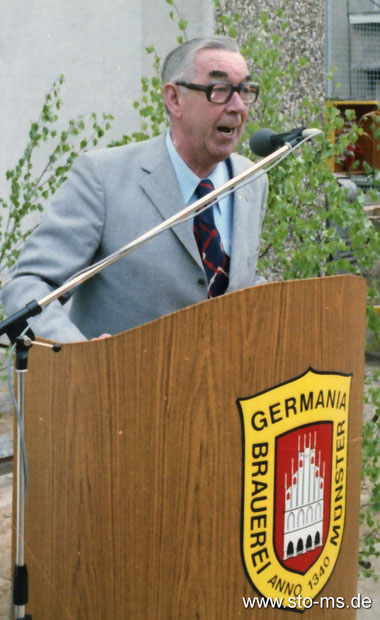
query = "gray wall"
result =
(1, 0, 213, 196)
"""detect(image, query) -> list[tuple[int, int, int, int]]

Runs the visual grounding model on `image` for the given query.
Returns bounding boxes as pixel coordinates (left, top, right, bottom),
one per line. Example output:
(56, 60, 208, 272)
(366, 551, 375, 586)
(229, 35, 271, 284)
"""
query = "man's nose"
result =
(225, 91, 248, 113)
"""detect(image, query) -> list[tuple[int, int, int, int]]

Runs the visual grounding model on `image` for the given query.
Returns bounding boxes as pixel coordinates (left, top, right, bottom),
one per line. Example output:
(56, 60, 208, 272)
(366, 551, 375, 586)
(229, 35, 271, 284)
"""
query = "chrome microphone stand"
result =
(10, 336, 60, 620)
(13, 337, 29, 620)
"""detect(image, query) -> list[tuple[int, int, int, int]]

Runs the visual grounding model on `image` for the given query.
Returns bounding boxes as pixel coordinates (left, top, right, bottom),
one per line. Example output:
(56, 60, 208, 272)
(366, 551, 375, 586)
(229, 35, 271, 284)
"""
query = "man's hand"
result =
(91, 333, 112, 340)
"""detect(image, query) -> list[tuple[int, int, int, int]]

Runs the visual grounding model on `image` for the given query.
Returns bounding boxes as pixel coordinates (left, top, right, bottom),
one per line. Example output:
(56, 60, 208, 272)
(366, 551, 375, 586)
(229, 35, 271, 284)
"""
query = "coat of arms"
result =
(236, 369, 351, 611)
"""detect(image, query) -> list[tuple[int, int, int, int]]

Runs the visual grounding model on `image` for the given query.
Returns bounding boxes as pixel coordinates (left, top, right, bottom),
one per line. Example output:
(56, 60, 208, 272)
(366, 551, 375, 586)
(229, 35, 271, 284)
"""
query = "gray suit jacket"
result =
(1, 134, 268, 342)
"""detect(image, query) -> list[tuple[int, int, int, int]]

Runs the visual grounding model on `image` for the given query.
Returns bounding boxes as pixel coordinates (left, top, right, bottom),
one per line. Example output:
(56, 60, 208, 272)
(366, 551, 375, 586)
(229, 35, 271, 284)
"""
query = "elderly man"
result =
(1, 36, 268, 342)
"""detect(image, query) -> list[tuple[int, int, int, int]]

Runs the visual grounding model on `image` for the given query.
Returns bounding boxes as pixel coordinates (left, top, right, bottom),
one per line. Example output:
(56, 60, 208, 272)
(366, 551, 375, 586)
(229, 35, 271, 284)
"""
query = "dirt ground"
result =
(0, 362, 379, 619)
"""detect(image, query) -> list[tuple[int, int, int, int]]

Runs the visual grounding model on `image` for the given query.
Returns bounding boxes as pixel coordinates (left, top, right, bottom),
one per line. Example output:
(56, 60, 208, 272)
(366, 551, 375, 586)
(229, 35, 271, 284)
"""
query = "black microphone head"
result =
(249, 128, 277, 157)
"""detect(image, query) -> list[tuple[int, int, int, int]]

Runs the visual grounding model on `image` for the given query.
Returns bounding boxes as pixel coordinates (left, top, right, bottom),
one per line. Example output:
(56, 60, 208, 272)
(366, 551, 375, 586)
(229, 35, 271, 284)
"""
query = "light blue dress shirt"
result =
(165, 131, 233, 255)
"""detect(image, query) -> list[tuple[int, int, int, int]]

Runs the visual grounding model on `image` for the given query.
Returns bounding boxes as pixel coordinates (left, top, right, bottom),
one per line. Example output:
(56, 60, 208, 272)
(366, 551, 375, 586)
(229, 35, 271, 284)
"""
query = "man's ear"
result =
(163, 83, 182, 119)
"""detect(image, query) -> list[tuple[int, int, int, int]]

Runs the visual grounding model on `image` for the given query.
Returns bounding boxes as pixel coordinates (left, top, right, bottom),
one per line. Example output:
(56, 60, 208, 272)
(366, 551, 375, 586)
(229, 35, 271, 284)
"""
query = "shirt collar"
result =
(165, 131, 230, 206)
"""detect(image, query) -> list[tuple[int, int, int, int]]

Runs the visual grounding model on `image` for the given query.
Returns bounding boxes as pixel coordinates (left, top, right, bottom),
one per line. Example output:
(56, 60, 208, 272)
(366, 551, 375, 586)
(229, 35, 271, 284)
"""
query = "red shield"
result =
(274, 422, 333, 574)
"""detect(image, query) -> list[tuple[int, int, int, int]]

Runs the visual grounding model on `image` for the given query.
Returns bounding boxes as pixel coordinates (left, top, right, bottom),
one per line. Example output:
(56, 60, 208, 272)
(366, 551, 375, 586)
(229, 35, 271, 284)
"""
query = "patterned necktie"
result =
(193, 179, 230, 298)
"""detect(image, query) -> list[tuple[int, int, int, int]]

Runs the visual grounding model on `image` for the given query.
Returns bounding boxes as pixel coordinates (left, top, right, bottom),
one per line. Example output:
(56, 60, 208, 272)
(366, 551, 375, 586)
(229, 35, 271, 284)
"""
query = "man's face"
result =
(169, 48, 251, 176)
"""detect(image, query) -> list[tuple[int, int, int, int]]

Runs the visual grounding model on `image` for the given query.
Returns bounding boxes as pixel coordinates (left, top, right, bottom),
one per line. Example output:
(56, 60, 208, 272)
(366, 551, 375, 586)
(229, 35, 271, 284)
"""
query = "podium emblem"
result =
(236, 369, 351, 611)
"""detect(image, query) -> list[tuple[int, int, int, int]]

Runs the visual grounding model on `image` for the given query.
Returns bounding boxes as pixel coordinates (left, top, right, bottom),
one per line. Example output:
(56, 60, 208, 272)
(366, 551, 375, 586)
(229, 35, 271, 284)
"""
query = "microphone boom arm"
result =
(38, 144, 290, 308)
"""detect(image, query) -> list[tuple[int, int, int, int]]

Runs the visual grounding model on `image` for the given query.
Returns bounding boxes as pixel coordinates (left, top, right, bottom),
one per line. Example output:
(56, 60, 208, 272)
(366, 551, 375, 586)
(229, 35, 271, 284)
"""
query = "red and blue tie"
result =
(193, 179, 230, 298)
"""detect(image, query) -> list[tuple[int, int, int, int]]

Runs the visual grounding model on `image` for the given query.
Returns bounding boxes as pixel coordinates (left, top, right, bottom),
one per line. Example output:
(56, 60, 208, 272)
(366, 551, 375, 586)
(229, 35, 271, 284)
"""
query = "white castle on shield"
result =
(283, 432, 325, 560)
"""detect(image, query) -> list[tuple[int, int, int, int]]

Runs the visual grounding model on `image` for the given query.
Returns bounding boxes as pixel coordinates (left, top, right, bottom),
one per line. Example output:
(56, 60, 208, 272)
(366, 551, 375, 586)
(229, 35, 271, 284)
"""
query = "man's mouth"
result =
(217, 126, 236, 137)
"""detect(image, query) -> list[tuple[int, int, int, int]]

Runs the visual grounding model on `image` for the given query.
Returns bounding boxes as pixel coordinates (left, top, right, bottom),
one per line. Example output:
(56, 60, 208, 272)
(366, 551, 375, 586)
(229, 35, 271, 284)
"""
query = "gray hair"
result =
(161, 36, 241, 84)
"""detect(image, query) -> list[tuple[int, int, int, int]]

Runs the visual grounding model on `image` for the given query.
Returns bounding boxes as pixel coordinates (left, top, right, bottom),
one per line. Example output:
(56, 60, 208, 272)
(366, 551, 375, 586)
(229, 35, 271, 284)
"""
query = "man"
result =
(1, 36, 268, 342)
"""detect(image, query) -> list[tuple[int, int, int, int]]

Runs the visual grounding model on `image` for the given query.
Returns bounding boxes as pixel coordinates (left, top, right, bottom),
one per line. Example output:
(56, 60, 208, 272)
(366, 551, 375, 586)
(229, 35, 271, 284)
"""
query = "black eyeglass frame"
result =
(174, 81, 260, 104)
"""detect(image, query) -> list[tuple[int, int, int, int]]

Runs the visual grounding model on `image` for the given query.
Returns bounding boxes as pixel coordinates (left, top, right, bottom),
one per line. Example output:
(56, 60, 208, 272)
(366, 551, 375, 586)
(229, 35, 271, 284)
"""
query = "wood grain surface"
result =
(16, 275, 366, 618)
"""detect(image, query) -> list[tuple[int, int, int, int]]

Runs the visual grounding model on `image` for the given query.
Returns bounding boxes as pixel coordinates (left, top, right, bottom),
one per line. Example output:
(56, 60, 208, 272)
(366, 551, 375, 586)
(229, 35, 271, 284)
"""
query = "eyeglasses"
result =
(174, 81, 260, 105)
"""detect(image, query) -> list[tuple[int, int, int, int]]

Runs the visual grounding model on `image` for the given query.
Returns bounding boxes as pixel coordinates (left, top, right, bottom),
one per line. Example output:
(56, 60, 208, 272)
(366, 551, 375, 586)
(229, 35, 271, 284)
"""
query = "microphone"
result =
(249, 127, 322, 157)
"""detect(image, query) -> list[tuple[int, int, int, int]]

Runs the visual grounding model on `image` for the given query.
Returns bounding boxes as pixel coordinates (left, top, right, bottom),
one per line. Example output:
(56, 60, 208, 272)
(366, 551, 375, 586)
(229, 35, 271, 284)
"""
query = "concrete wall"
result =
(0, 0, 213, 196)
(216, 0, 325, 122)
(326, 0, 350, 99)
(326, 0, 380, 99)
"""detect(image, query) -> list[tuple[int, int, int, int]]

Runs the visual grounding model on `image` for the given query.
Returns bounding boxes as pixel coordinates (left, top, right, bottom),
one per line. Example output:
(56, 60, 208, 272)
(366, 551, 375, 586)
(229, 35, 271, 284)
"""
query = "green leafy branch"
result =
(0, 74, 113, 278)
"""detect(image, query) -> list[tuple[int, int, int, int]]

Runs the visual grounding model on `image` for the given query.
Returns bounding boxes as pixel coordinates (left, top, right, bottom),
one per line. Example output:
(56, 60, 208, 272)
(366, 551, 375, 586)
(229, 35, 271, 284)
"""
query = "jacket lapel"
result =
(138, 135, 203, 268)
(138, 136, 260, 281)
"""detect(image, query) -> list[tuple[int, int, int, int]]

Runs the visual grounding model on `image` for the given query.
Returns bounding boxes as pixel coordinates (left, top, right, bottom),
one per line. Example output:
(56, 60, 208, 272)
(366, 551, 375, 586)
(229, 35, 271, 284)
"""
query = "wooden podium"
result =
(17, 275, 367, 618)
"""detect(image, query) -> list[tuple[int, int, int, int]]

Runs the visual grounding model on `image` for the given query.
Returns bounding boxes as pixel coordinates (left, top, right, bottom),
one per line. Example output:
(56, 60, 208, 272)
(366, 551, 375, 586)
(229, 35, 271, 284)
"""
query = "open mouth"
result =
(217, 126, 236, 137)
